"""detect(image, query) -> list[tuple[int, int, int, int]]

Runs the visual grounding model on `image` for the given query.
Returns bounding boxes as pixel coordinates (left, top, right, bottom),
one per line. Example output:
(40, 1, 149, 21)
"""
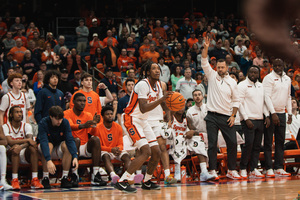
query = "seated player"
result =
(0, 123, 12, 190)
(37, 106, 79, 189)
(166, 106, 215, 182)
(92, 106, 141, 184)
(64, 92, 106, 187)
(4, 106, 43, 190)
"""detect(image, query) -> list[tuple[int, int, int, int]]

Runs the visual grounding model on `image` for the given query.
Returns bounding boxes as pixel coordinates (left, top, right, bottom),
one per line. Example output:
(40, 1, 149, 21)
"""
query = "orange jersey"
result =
(187, 38, 198, 48)
(117, 56, 130, 72)
(64, 109, 93, 145)
(89, 40, 104, 55)
(139, 44, 150, 58)
(143, 51, 160, 63)
(9, 46, 27, 64)
(91, 122, 123, 152)
(103, 37, 118, 47)
(69, 90, 102, 116)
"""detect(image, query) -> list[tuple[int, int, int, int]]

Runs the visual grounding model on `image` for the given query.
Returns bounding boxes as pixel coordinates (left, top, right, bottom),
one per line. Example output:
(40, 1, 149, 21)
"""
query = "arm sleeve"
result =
(201, 57, 214, 79)
(231, 82, 240, 108)
(287, 81, 292, 115)
(63, 119, 78, 159)
(34, 91, 43, 122)
(237, 83, 248, 120)
(2, 125, 9, 136)
(64, 112, 80, 131)
(0, 95, 9, 112)
(25, 123, 33, 135)
(135, 81, 149, 99)
(263, 103, 270, 117)
(38, 121, 51, 161)
(263, 76, 276, 114)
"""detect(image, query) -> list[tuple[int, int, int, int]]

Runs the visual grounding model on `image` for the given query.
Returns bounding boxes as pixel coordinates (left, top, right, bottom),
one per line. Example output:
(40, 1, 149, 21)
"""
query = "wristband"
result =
(231, 114, 236, 117)
(104, 87, 108, 90)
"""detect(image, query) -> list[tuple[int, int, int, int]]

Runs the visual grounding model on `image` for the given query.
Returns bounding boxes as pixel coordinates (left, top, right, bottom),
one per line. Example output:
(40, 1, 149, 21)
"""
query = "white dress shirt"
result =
(201, 57, 239, 116)
(286, 113, 300, 138)
(262, 70, 292, 114)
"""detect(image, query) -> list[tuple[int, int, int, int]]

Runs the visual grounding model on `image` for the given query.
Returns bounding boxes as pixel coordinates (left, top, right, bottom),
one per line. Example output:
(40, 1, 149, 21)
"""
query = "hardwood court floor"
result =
(2, 177, 300, 200)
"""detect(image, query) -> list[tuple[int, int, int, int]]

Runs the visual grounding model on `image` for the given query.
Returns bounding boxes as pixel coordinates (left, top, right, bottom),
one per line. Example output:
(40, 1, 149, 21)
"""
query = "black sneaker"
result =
(71, 173, 79, 187)
(61, 176, 72, 188)
(141, 180, 161, 190)
(91, 172, 107, 186)
(41, 177, 51, 189)
(115, 180, 137, 193)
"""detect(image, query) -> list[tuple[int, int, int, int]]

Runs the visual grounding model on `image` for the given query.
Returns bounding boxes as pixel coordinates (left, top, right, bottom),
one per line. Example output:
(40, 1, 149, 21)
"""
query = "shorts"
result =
(101, 150, 129, 161)
(123, 135, 136, 152)
(7, 148, 29, 164)
(122, 113, 158, 149)
(79, 143, 92, 158)
(38, 142, 63, 160)
(186, 136, 207, 157)
(148, 120, 165, 139)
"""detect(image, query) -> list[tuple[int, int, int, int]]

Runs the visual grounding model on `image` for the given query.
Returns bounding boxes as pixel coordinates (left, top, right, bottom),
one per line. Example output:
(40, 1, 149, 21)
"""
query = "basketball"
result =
(166, 92, 186, 111)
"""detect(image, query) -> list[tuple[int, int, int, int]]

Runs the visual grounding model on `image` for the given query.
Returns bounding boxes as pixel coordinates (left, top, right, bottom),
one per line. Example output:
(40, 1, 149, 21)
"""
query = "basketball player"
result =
(69, 73, 112, 122)
(37, 106, 78, 189)
(4, 106, 44, 190)
(0, 124, 12, 190)
(64, 93, 106, 187)
(115, 61, 172, 193)
(168, 105, 215, 182)
(0, 73, 30, 125)
(201, 37, 241, 180)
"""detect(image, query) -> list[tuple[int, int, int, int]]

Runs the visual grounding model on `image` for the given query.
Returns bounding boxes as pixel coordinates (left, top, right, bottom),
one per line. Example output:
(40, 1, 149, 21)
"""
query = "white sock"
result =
(110, 171, 117, 178)
(164, 169, 170, 177)
(129, 173, 135, 181)
(43, 172, 49, 178)
(0, 146, 7, 182)
(119, 171, 132, 182)
(175, 163, 181, 173)
(200, 162, 208, 173)
(32, 172, 38, 179)
(12, 173, 18, 179)
(93, 167, 100, 175)
(72, 168, 78, 176)
(143, 173, 152, 182)
(1, 174, 5, 182)
(61, 170, 69, 178)
(136, 170, 142, 174)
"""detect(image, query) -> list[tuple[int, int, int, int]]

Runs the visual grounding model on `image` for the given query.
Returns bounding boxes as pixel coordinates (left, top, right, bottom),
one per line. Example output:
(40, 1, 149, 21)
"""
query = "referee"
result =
(201, 37, 241, 180)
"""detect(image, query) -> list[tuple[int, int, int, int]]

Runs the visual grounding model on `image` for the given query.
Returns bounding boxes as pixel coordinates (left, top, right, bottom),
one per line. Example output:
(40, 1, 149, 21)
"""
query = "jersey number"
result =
(128, 128, 135, 136)
(87, 97, 92, 104)
(108, 134, 112, 141)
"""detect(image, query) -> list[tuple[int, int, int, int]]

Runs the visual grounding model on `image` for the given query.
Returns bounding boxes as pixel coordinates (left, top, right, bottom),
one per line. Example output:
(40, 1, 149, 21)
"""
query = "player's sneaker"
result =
(209, 170, 219, 181)
(115, 180, 137, 193)
(11, 178, 20, 190)
(274, 169, 291, 177)
(226, 170, 242, 180)
(61, 176, 72, 188)
(266, 169, 275, 178)
(164, 175, 177, 185)
(141, 180, 161, 190)
(41, 177, 51, 189)
(249, 169, 265, 179)
(240, 169, 248, 179)
(31, 178, 44, 189)
(111, 175, 120, 184)
(71, 173, 79, 187)
(200, 171, 216, 182)
(91, 172, 107, 186)
(0, 179, 13, 190)
(0, 185, 3, 191)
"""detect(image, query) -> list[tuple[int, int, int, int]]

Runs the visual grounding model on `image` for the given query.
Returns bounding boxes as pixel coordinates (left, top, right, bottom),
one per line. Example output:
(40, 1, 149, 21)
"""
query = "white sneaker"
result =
(226, 170, 241, 180)
(240, 169, 247, 179)
(249, 169, 265, 179)
(274, 169, 291, 177)
(200, 171, 216, 182)
(99, 167, 109, 182)
(266, 169, 275, 178)
(0, 180, 13, 190)
(209, 170, 219, 181)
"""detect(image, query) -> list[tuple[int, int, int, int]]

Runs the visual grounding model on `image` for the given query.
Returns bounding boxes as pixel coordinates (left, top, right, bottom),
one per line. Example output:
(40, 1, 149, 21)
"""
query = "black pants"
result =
(205, 112, 237, 170)
(240, 120, 264, 171)
(264, 113, 286, 170)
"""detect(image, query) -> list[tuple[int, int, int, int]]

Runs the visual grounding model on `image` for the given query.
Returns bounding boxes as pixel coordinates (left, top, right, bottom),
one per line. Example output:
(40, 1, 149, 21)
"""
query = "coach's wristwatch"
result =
(231, 114, 236, 118)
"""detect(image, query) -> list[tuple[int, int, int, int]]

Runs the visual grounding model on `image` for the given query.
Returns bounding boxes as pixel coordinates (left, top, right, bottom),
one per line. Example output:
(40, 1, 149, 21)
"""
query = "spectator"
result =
(100, 67, 118, 96)
(2, 67, 16, 94)
(175, 67, 197, 99)
(260, 59, 272, 81)
(240, 50, 253, 76)
(76, 19, 89, 55)
(8, 38, 27, 64)
(32, 62, 47, 84)
(32, 71, 44, 95)
(2, 53, 17, 79)
(222, 39, 235, 58)
(53, 36, 66, 55)
(91, 47, 103, 67)
(34, 70, 65, 122)
(117, 78, 135, 124)
(2, 32, 16, 52)
(32, 31, 44, 51)
(88, 18, 102, 41)
(253, 49, 264, 68)
(139, 19, 151, 42)
(118, 16, 131, 37)
(153, 20, 167, 40)
(9, 17, 25, 35)
(20, 50, 39, 80)
(28, 40, 41, 64)
(69, 70, 81, 92)
(13, 29, 27, 47)
(26, 22, 39, 41)
(118, 27, 129, 48)
(103, 30, 118, 47)
(173, 43, 186, 62)
(158, 57, 170, 84)
(196, 74, 208, 103)
(285, 98, 300, 149)
(41, 43, 55, 69)
(0, 17, 7, 37)
(146, 33, 156, 46)
(179, 18, 194, 41)
(121, 68, 138, 92)
(21, 79, 36, 105)
(217, 24, 229, 41)
(131, 18, 142, 43)
(89, 33, 104, 56)
(143, 43, 160, 63)
(57, 68, 75, 95)
(209, 39, 229, 60)
(123, 37, 139, 59)
(139, 37, 150, 62)
(234, 28, 250, 45)
(44, 32, 58, 49)
(195, 72, 203, 84)
(187, 31, 198, 49)
(117, 49, 131, 78)
(102, 38, 119, 72)
(66, 48, 84, 80)
(226, 54, 240, 71)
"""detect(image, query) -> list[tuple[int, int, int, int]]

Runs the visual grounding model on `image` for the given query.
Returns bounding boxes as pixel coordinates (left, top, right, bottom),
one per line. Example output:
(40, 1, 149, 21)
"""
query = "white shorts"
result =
(79, 143, 92, 158)
(7, 146, 29, 164)
(148, 120, 165, 139)
(123, 135, 136, 152)
(122, 114, 158, 149)
(101, 150, 129, 161)
(186, 136, 208, 157)
(38, 143, 63, 160)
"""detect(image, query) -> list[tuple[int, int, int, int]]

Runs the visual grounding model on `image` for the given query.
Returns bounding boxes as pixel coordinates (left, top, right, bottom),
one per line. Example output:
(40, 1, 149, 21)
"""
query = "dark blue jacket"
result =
(117, 94, 130, 114)
(99, 77, 118, 96)
(34, 84, 65, 122)
(37, 117, 78, 161)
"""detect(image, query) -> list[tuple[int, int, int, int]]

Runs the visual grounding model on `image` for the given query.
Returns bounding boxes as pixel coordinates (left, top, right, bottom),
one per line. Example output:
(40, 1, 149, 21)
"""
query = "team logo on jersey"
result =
(87, 97, 92, 104)
(108, 133, 112, 141)
(193, 142, 198, 147)
(128, 128, 135, 136)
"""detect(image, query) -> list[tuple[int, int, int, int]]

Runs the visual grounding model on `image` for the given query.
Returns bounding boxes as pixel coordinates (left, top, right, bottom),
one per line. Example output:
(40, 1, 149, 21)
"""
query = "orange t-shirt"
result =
(89, 40, 104, 55)
(26, 28, 40, 41)
(187, 38, 198, 48)
(69, 90, 102, 117)
(260, 66, 273, 81)
(103, 37, 118, 47)
(14, 36, 28, 47)
(117, 55, 130, 72)
(64, 109, 93, 145)
(143, 51, 160, 63)
(9, 46, 27, 64)
(153, 27, 167, 39)
(0, 22, 7, 36)
(91, 122, 123, 152)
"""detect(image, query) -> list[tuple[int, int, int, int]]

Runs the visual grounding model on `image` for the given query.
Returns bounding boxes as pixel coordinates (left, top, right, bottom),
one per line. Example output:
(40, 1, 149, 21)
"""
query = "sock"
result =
(43, 172, 49, 178)
(1, 174, 5, 182)
(129, 173, 135, 181)
(72, 168, 78, 176)
(119, 171, 132, 182)
(32, 172, 38, 179)
(136, 170, 142, 174)
(110, 171, 117, 178)
(200, 162, 208, 173)
(61, 170, 69, 178)
(0, 146, 7, 182)
(175, 163, 181, 174)
(93, 167, 100, 175)
(12, 173, 18, 179)
(143, 173, 152, 182)
(164, 169, 170, 177)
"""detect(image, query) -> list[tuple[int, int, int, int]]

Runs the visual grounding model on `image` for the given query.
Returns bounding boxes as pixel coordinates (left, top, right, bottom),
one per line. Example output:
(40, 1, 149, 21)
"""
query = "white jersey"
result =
(148, 81, 164, 121)
(0, 91, 30, 124)
(125, 78, 163, 120)
(3, 121, 32, 140)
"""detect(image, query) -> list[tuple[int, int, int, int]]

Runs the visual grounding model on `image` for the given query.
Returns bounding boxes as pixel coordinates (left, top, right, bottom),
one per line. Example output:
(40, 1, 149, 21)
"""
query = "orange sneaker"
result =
(11, 178, 20, 190)
(31, 177, 44, 189)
